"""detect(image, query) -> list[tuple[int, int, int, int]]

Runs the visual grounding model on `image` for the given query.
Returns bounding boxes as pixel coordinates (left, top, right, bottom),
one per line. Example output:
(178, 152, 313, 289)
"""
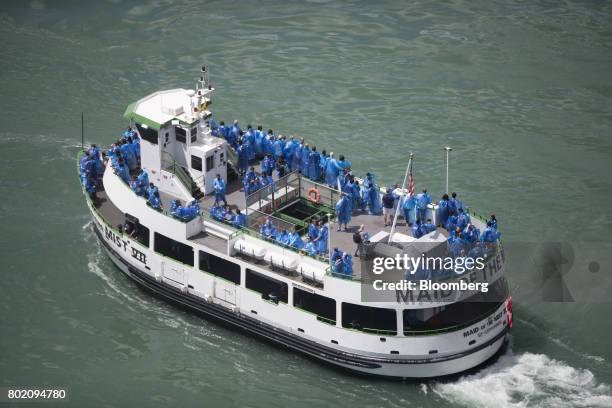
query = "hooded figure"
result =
(335, 194, 352, 230)
(254, 126, 265, 158)
(307, 147, 321, 180)
(316, 221, 328, 255)
(416, 189, 431, 223)
(437, 194, 450, 227)
(325, 153, 342, 187)
(362, 173, 382, 215)
(300, 144, 311, 176)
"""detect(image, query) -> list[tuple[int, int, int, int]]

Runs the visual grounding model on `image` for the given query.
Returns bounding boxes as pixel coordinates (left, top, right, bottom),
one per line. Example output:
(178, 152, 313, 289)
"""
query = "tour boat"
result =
(78, 69, 511, 378)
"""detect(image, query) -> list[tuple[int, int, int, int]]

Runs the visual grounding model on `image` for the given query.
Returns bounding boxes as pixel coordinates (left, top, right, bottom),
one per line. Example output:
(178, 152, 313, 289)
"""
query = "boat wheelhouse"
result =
(78, 71, 511, 378)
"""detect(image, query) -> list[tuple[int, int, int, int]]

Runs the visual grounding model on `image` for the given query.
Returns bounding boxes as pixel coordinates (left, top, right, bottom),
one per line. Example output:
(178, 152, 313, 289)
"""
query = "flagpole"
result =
(388, 153, 413, 243)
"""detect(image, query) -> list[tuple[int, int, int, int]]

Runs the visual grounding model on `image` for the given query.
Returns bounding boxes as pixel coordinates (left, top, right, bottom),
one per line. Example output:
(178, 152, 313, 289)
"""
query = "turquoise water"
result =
(1, 1, 612, 406)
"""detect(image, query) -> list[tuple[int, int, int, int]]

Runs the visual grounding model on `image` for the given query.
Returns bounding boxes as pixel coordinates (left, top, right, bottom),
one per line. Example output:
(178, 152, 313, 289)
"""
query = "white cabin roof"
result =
(123, 88, 213, 130)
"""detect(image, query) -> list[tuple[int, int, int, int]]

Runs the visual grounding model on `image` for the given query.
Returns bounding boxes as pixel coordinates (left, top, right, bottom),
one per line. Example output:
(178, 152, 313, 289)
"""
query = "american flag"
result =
(408, 159, 414, 197)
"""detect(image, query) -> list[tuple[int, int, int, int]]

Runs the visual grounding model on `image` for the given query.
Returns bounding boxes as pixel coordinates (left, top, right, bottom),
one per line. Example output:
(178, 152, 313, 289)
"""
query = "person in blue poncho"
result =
(287, 227, 304, 249)
(456, 208, 470, 230)
(468, 242, 487, 260)
(490, 214, 498, 230)
(307, 219, 319, 242)
(307, 147, 321, 180)
(445, 210, 458, 232)
(114, 158, 130, 183)
(304, 238, 318, 257)
(218, 121, 229, 141)
(480, 222, 501, 243)
(402, 193, 417, 226)
(122, 126, 136, 139)
(448, 192, 465, 214)
(236, 141, 249, 176)
(261, 154, 275, 177)
(130, 176, 145, 196)
(254, 125, 264, 158)
(137, 168, 149, 188)
(319, 150, 329, 182)
(362, 173, 382, 215)
(335, 193, 352, 231)
(273, 134, 284, 160)
(230, 120, 241, 147)
(120, 140, 137, 171)
(148, 191, 162, 211)
(213, 174, 227, 206)
(146, 183, 158, 201)
(463, 224, 480, 243)
(232, 209, 247, 228)
(283, 136, 296, 171)
(325, 153, 342, 188)
(342, 253, 353, 277)
(263, 129, 275, 156)
(244, 125, 256, 160)
(300, 143, 310, 176)
(437, 194, 450, 228)
(131, 137, 140, 161)
(209, 203, 224, 221)
(412, 219, 424, 239)
(276, 229, 289, 246)
(332, 254, 344, 275)
(349, 177, 361, 210)
(260, 217, 277, 239)
(315, 220, 328, 256)
(415, 188, 431, 224)
(331, 247, 342, 263)
(292, 137, 304, 172)
(421, 219, 437, 235)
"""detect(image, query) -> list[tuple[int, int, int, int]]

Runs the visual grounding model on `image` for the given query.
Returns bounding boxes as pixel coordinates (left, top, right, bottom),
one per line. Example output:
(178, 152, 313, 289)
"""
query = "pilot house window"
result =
(175, 127, 187, 143)
(191, 155, 202, 172)
(136, 123, 158, 145)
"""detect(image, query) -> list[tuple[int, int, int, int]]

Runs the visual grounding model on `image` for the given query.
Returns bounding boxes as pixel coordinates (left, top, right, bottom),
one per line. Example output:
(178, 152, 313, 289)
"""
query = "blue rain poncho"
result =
(84, 175, 97, 194)
(254, 129, 264, 157)
(233, 212, 247, 228)
(415, 191, 431, 222)
(288, 231, 304, 249)
(137, 170, 149, 187)
(350, 182, 361, 209)
(300, 146, 310, 176)
(304, 241, 318, 256)
(316, 224, 328, 255)
(147, 185, 158, 201)
(456, 210, 470, 230)
(273, 139, 284, 160)
(148, 193, 162, 211)
(332, 257, 344, 274)
(244, 128, 256, 160)
(307, 222, 319, 241)
(325, 157, 341, 187)
(463, 226, 480, 243)
(402, 195, 417, 225)
(307, 151, 321, 180)
(437, 198, 449, 227)
(292, 143, 303, 172)
(335, 195, 352, 226)
(480, 226, 501, 243)
(362, 174, 382, 215)
(261, 155, 275, 176)
(421, 221, 436, 235)
(120, 143, 137, 171)
(230, 124, 241, 145)
(237, 144, 249, 171)
(412, 221, 423, 239)
(319, 155, 329, 178)
(116, 162, 130, 183)
(212, 177, 226, 203)
(263, 132, 275, 156)
(448, 197, 465, 214)
(445, 213, 458, 232)
(276, 230, 290, 246)
(260, 221, 277, 239)
(209, 205, 225, 221)
(342, 254, 353, 276)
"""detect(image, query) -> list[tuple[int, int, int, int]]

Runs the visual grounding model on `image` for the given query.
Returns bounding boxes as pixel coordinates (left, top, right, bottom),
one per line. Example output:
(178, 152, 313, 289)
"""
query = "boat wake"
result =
(429, 351, 612, 408)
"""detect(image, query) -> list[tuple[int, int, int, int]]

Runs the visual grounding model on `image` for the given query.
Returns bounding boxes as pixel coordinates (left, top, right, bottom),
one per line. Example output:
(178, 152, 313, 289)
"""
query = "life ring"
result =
(307, 187, 321, 204)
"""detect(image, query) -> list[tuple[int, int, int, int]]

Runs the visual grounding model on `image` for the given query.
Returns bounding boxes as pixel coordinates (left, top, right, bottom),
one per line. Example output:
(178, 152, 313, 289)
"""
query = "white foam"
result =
(432, 352, 612, 408)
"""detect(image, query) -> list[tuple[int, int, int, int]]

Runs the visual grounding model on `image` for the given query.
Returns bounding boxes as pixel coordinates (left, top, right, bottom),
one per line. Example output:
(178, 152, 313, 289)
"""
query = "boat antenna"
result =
(81, 112, 84, 151)
(388, 153, 413, 243)
(445, 146, 452, 194)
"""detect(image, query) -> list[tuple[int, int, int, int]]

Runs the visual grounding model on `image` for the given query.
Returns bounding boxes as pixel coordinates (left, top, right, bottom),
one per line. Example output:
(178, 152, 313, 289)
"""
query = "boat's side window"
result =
(341, 303, 397, 335)
(175, 127, 187, 143)
(136, 123, 158, 145)
(403, 279, 507, 335)
(154, 232, 194, 266)
(122, 216, 150, 247)
(198, 251, 240, 284)
(245, 269, 288, 304)
(190, 127, 197, 143)
(206, 156, 214, 172)
(293, 288, 336, 324)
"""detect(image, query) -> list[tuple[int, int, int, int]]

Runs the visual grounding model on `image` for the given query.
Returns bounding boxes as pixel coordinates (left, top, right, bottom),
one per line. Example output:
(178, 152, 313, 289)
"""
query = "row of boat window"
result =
(147, 230, 504, 336)
(135, 124, 198, 146)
